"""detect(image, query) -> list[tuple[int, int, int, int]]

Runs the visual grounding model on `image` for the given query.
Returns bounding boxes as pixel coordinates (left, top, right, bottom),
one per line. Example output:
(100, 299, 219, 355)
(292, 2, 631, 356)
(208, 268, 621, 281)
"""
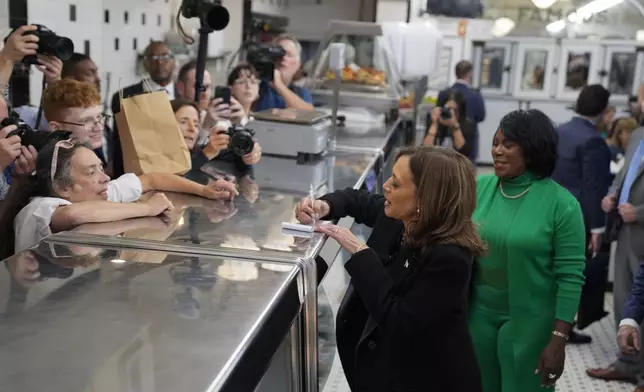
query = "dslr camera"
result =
(4, 24, 74, 65)
(245, 42, 286, 81)
(218, 125, 255, 156)
(440, 106, 453, 121)
(1, 111, 72, 151)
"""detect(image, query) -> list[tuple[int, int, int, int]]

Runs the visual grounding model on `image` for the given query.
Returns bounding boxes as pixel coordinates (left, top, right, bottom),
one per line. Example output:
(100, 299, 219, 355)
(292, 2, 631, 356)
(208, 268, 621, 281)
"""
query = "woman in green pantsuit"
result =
(471, 110, 587, 391)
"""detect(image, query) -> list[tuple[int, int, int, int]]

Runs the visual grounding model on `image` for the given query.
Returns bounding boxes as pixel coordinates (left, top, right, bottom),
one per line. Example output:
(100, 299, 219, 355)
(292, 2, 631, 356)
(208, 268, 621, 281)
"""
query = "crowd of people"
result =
(2, 21, 644, 392)
(0, 25, 314, 260)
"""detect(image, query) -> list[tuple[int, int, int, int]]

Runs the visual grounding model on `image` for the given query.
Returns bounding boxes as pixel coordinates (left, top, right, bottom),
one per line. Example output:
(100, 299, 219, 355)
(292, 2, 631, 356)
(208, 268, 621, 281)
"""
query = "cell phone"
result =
(214, 86, 232, 105)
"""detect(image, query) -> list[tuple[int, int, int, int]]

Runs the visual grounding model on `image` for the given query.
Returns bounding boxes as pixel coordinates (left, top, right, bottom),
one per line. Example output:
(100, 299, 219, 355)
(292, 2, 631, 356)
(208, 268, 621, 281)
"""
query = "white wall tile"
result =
(26, 0, 172, 105)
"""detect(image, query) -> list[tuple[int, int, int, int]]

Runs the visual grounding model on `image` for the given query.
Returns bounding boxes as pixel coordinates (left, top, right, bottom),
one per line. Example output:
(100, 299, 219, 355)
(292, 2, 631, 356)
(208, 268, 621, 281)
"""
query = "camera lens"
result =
(230, 131, 255, 156)
(41, 35, 74, 61)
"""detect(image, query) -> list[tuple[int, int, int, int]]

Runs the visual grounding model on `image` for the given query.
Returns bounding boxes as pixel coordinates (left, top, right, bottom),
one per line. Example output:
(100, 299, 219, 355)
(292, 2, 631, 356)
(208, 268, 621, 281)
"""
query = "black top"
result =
(425, 117, 476, 159)
(319, 188, 482, 392)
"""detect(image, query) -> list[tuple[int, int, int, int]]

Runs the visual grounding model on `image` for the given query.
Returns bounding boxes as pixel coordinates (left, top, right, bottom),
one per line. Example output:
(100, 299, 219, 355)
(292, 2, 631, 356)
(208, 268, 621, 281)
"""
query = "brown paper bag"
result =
(115, 80, 191, 175)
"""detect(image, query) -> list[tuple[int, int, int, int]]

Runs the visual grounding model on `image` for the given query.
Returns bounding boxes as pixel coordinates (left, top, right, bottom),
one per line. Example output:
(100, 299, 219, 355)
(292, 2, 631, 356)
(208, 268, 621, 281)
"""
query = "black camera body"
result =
(245, 42, 286, 81)
(440, 106, 453, 120)
(4, 24, 74, 65)
(219, 125, 255, 156)
(1, 111, 72, 151)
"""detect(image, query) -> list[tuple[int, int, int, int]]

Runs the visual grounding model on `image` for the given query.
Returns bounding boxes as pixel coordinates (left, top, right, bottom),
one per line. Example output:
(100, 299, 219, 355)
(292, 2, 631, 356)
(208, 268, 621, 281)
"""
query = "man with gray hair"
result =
(254, 34, 314, 111)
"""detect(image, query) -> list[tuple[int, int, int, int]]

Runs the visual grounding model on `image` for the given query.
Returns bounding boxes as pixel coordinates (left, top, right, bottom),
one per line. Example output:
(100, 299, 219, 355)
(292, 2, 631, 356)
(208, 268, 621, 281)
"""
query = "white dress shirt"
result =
(145, 79, 175, 100)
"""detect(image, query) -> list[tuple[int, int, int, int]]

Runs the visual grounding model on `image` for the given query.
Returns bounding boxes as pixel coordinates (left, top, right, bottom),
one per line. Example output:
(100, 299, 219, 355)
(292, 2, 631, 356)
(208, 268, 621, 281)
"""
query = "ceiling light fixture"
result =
(532, 0, 558, 9)
(491, 18, 516, 37)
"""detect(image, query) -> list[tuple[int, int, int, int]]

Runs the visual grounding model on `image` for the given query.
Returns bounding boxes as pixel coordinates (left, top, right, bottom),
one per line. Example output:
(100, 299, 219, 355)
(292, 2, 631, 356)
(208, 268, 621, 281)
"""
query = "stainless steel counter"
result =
(333, 118, 401, 155)
(0, 123, 405, 392)
(0, 239, 304, 392)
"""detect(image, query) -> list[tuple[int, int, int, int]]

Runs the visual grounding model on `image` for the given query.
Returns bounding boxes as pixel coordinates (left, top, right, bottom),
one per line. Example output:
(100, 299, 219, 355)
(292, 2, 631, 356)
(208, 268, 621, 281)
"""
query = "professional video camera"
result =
(4, 24, 74, 65)
(1, 111, 72, 151)
(245, 42, 286, 81)
(219, 125, 255, 156)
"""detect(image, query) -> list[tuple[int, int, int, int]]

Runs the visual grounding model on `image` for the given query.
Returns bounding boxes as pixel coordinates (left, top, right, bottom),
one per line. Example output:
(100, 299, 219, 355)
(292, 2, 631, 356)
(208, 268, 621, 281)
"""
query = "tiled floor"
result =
(319, 166, 637, 392)
(321, 293, 635, 392)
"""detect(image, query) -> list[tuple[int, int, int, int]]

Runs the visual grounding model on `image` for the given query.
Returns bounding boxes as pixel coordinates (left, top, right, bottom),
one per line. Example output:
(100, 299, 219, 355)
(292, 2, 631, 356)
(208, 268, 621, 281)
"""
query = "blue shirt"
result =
(253, 81, 313, 111)
(619, 140, 644, 205)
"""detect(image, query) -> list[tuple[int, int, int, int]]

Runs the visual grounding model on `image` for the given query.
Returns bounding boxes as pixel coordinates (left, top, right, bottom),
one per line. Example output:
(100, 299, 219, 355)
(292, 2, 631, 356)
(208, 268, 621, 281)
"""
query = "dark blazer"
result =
(551, 117, 612, 230)
(624, 261, 644, 323)
(110, 81, 146, 178)
(319, 188, 482, 392)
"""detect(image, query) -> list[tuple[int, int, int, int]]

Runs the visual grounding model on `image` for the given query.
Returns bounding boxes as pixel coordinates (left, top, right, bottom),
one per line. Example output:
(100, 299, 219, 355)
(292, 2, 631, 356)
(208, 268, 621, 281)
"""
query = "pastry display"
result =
(325, 66, 387, 86)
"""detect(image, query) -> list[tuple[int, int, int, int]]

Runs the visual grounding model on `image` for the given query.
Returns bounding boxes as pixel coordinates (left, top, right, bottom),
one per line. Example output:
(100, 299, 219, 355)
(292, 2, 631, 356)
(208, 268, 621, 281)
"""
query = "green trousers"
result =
(469, 305, 553, 392)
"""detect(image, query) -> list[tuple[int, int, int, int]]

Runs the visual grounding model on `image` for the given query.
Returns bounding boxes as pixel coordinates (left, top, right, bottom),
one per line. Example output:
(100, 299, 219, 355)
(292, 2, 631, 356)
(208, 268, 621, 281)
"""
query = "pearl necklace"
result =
(499, 181, 530, 199)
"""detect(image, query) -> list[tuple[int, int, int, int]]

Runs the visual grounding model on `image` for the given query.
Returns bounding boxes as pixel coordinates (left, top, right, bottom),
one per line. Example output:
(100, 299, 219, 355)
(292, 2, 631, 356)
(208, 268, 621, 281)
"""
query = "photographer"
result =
(254, 35, 313, 112)
(175, 60, 245, 144)
(171, 99, 261, 172)
(423, 90, 475, 160)
(3, 25, 64, 131)
(228, 63, 260, 119)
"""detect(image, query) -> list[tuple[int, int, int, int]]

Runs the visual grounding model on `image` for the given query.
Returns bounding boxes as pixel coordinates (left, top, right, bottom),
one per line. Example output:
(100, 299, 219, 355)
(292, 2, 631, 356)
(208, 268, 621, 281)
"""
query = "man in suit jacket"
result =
(110, 41, 176, 177)
(587, 125, 644, 390)
(437, 61, 486, 162)
(552, 85, 612, 344)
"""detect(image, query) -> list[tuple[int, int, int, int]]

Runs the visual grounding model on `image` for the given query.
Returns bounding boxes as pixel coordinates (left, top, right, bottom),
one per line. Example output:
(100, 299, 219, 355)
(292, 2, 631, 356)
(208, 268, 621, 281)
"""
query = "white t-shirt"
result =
(14, 173, 143, 253)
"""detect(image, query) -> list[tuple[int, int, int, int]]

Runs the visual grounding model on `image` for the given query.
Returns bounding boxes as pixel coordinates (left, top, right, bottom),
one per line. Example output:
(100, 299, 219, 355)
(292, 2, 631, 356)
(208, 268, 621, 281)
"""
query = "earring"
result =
(416, 208, 420, 214)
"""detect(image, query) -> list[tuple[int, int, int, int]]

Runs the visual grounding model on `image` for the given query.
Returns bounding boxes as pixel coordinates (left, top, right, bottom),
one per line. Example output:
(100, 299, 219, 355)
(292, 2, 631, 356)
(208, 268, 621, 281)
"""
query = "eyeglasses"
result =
(146, 54, 174, 62)
(51, 140, 75, 184)
(234, 78, 259, 86)
(56, 113, 111, 131)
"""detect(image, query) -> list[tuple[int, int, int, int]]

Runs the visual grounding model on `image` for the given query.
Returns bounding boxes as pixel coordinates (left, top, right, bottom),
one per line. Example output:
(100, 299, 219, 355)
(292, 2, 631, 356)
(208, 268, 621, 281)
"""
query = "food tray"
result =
(321, 79, 387, 94)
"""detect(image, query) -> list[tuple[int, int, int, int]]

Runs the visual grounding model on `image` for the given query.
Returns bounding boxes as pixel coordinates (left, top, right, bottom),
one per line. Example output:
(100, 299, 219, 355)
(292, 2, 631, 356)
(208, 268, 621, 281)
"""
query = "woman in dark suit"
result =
(296, 146, 485, 392)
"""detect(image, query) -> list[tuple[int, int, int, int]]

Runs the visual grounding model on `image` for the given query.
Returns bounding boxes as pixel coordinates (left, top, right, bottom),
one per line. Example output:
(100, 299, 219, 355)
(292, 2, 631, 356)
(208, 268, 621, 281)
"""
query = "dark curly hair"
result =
(498, 109, 559, 179)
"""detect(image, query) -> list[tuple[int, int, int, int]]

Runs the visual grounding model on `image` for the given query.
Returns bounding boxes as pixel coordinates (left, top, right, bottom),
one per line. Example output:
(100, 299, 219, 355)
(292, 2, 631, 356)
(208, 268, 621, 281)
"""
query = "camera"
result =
(219, 125, 255, 156)
(1, 111, 72, 151)
(181, 0, 230, 31)
(440, 106, 453, 120)
(4, 24, 74, 65)
(245, 42, 286, 81)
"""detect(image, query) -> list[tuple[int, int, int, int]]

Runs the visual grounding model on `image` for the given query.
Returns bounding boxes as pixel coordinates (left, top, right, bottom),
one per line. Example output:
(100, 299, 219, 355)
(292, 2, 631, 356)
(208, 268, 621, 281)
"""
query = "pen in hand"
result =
(309, 184, 318, 226)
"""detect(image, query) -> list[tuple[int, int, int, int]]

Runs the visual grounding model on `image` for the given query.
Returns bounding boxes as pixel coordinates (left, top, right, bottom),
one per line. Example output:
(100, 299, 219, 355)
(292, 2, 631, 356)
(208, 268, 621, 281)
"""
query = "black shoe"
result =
(568, 329, 592, 344)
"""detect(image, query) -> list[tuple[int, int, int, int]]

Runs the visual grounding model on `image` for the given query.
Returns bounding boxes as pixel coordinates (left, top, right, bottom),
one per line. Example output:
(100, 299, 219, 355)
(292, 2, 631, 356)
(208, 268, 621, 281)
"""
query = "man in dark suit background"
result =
(437, 60, 486, 162)
(551, 84, 613, 344)
(110, 41, 176, 177)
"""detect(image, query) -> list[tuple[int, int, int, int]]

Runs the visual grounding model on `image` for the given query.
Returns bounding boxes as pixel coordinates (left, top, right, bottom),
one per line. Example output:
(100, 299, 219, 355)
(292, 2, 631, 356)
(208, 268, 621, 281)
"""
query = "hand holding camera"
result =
(1, 25, 39, 63)
(241, 142, 262, 166)
(35, 54, 63, 83)
(0, 124, 21, 171)
(3, 24, 73, 65)
(206, 126, 231, 157)
(437, 107, 458, 128)
(13, 145, 38, 176)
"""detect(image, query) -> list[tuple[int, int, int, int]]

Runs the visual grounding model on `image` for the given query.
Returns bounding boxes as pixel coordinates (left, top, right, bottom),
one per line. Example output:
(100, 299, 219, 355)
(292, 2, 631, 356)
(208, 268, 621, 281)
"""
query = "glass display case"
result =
(308, 20, 402, 112)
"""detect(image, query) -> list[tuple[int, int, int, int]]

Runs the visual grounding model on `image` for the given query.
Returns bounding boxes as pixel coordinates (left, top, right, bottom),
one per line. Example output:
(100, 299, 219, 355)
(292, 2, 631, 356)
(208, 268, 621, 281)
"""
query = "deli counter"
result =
(0, 132, 402, 392)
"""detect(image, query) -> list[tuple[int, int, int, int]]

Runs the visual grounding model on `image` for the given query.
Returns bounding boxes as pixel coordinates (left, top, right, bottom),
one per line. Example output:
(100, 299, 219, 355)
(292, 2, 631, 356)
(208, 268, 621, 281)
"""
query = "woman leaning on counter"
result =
(471, 109, 586, 391)
(296, 146, 484, 392)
